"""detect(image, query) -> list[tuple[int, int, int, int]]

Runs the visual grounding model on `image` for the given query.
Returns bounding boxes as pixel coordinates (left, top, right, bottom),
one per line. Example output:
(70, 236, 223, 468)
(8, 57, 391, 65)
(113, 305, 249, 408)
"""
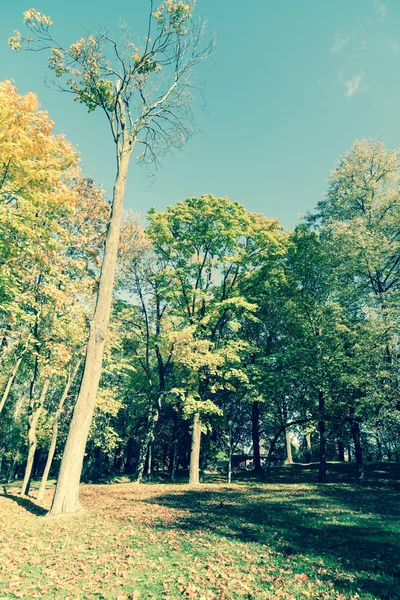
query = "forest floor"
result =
(0, 463, 399, 600)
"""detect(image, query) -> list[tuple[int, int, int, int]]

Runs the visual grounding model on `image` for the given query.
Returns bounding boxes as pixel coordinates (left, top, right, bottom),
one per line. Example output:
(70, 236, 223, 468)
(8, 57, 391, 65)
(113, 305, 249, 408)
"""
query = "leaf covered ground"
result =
(0, 463, 399, 600)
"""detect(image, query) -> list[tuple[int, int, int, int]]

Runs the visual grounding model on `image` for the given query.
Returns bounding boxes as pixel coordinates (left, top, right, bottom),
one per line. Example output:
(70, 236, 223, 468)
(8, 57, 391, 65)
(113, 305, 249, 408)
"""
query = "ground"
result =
(0, 463, 399, 600)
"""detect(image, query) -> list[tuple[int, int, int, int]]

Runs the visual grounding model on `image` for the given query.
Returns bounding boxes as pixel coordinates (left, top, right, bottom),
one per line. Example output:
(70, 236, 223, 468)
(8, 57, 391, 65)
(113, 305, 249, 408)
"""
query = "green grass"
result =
(0, 463, 399, 599)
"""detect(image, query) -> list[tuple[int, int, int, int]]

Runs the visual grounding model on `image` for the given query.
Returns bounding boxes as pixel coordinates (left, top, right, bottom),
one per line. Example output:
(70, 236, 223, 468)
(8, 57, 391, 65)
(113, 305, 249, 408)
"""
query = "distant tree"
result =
(145, 195, 284, 483)
(314, 139, 400, 476)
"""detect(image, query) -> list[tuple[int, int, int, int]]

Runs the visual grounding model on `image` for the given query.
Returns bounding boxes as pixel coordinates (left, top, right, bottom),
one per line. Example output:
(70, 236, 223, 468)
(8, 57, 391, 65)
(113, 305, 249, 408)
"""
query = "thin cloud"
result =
(331, 36, 351, 54)
(339, 71, 364, 97)
(387, 40, 400, 53)
(373, 0, 387, 20)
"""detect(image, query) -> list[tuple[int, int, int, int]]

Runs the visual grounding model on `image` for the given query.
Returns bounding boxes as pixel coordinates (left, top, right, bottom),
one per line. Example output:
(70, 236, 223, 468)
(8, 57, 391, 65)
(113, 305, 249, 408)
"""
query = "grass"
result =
(0, 463, 399, 599)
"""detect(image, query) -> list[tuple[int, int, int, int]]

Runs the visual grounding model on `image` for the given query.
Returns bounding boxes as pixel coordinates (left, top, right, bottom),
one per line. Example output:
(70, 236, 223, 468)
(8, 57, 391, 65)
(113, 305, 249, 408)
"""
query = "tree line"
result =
(1, 3, 399, 515)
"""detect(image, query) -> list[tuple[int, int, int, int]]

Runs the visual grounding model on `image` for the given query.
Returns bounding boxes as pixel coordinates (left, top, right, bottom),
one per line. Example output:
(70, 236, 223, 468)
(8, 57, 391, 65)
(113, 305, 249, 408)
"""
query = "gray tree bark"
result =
(37, 359, 82, 503)
(48, 147, 132, 516)
(170, 438, 178, 481)
(251, 401, 262, 472)
(0, 356, 23, 416)
(21, 380, 49, 496)
(351, 419, 364, 479)
(285, 428, 293, 464)
(135, 398, 161, 483)
(146, 442, 152, 481)
(317, 391, 327, 483)
(337, 439, 345, 462)
(189, 412, 201, 485)
(305, 433, 312, 462)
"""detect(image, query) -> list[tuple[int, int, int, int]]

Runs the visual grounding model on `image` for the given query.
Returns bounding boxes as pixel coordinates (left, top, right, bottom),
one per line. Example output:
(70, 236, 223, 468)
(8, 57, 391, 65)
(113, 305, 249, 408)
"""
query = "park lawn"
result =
(0, 464, 399, 600)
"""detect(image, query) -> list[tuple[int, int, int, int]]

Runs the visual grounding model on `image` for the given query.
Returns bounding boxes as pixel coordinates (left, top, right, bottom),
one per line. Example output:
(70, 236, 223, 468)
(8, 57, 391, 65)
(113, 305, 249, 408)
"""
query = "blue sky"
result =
(1, 0, 400, 228)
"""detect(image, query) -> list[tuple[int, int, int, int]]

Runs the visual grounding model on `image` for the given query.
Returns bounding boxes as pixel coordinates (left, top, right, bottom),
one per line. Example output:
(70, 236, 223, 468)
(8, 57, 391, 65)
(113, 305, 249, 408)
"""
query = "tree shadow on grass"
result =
(145, 483, 399, 600)
(263, 461, 400, 485)
(1, 490, 47, 516)
(315, 482, 400, 520)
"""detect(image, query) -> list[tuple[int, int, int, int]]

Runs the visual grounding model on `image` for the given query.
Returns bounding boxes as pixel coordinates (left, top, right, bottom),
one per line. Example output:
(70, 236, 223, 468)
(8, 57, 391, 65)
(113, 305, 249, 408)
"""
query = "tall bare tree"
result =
(10, 1, 215, 514)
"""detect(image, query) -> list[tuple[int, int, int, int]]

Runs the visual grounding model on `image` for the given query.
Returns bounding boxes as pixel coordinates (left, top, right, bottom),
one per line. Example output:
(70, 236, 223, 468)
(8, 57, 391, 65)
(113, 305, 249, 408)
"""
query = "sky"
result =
(1, 0, 400, 228)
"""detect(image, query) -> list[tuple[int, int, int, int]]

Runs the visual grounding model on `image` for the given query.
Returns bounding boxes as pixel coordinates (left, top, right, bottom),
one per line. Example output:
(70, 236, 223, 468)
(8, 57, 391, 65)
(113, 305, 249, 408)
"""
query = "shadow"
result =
(140, 473, 400, 600)
(1, 491, 47, 516)
(262, 461, 400, 485)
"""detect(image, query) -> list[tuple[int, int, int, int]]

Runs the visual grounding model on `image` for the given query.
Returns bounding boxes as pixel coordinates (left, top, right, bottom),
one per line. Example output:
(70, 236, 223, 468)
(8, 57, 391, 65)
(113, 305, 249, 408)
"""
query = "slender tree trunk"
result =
(265, 429, 284, 471)
(37, 359, 82, 503)
(227, 447, 232, 484)
(135, 437, 150, 483)
(33, 448, 41, 478)
(317, 391, 327, 483)
(337, 440, 345, 462)
(135, 400, 160, 483)
(285, 428, 293, 464)
(227, 421, 233, 484)
(21, 380, 49, 496)
(146, 442, 152, 481)
(8, 456, 17, 483)
(170, 439, 178, 481)
(351, 419, 364, 479)
(48, 149, 132, 516)
(125, 437, 136, 474)
(0, 356, 23, 416)
(189, 412, 201, 485)
(251, 401, 262, 473)
(162, 443, 168, 470)
(265, 419, 311, 472)
(305, 433, 312, 462)
(376, 431, 383, 462)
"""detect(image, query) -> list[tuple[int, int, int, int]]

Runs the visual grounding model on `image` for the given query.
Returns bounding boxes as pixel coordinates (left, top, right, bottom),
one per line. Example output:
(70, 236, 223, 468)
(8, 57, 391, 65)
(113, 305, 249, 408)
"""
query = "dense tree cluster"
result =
(1, 86, 399, 501)
(1, 3, 399, 517)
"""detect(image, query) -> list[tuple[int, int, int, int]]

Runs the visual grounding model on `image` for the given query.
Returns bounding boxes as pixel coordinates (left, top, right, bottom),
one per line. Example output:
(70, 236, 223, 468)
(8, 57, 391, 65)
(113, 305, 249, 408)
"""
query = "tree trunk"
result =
(21, 380, 49, 496)
(37, 359, 82, 503)
(189, 412, 201, 485)
(8, 456, 17, 483)
(317, 391, 327, 483)
(337, 439, 345, 462)
(48, 149, 132, 516)
(351, 419, 364, 479)
(0, 356, 23, 416)
(146, 442, 152, 481)
(265, 419, 311, 472)
(135, 400, 160, 483)
(376, 431, 383, 462)
(227, 449, 232, 484)
(135, 439, 149, 483)
(285, 428, 293, 464)
(251, 401, 262, 473)
(227, 421, 233, 484)
(32, 448, 41, 478)
(170, 439, 178, 481)
(305, 433, 312, 462)
(265, 429, 284, 471)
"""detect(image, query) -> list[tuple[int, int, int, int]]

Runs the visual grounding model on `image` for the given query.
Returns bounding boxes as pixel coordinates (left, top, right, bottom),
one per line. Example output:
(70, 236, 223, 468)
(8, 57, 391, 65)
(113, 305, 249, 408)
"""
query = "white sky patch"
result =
(339, 71, 364, 97)
(373, 0, 387, 20)
(331, 36, 351, 54)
